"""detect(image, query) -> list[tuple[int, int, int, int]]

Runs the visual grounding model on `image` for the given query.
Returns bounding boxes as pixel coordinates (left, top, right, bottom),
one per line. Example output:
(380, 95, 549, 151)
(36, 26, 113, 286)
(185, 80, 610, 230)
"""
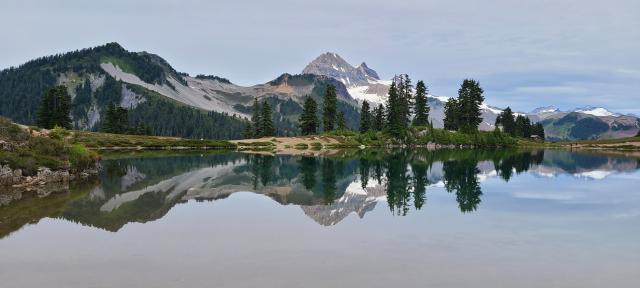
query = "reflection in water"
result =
(1, 149, 639, 237)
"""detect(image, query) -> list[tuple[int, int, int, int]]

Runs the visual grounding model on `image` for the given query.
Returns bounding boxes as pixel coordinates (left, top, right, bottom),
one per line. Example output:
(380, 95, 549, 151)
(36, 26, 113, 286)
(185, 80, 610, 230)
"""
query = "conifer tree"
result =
(373, 104, 385, 131)
(251, 98, 262, 137)
(359, 100, 372, 133)
(457, 79, 484, 132)
(102, 104, 129, 134)
(495, 107, 516, 136)
(243, 122, 254, 139)
(322, 84, 337, 132)
(398, 74, 413, 127)
(443, 97, 460, 131)
(337, 111, 347, 131)
(37, 85, 72, 129)
(386, 80, 404, 137)
(261, 100, 275, 137)
(412, 80, 430, 126)
(514, 115, 532, 138)
(299, 97, 319, 135)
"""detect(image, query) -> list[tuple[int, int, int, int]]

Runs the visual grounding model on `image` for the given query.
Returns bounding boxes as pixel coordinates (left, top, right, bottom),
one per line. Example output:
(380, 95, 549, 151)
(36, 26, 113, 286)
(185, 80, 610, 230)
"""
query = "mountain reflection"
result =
(1, 149, 639, 237)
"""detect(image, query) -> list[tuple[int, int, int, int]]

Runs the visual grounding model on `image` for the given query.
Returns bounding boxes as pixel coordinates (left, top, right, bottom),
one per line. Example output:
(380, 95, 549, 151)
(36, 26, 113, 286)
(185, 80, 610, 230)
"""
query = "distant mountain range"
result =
(0, 43, 637, 140)
(301, 52, 639, 140)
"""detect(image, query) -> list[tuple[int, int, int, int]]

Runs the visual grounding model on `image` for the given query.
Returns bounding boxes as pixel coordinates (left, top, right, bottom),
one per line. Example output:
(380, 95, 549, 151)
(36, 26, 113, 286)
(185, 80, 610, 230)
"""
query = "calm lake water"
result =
(1, 149, 639, 287)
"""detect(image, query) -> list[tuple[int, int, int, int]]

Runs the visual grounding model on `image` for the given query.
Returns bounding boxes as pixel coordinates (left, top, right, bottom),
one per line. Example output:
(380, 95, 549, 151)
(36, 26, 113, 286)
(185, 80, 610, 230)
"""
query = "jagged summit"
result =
(357, 62, 380, 81)
(302, 52, 381, 87)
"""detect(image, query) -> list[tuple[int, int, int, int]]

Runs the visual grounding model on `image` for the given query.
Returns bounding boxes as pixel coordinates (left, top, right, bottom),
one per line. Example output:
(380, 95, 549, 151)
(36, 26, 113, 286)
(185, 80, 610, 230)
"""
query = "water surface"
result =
(1, 149, 639, 287)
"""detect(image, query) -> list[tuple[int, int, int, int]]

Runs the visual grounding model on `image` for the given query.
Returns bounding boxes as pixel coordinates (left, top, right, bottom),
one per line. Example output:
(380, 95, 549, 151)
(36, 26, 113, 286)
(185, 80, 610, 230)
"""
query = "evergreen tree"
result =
(514, 115, 532, 138)
(36, 85, 72, 129)
(495, 107, 516, 136)
(443, 97, 460, 131)
(102, 104, 129, 134)
(373, 104, 385, 131)
(532, 123, 545, 140)
(322, 84, 337, 132)
(243, 122, 254, 139)
(412, 80, 430, 126)
(386, 80, 404, 137)
(337, 111, 347, 131)
(251, 98, 262, 137)
(359, 100, 372, 133)
(261, 100, 275, 137)
(398, 74, 413, 127)
(457, 79, 484, 132)
(299, 97, 319, 136)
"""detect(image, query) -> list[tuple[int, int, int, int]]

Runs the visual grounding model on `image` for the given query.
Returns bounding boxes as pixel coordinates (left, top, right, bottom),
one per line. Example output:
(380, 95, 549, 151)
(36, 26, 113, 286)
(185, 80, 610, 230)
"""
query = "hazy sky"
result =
(1, 0, 638, 114)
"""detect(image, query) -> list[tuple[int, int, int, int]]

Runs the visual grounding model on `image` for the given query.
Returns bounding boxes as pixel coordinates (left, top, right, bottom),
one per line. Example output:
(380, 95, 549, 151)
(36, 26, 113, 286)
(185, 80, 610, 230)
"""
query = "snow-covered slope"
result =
(573, 106, 619, 117)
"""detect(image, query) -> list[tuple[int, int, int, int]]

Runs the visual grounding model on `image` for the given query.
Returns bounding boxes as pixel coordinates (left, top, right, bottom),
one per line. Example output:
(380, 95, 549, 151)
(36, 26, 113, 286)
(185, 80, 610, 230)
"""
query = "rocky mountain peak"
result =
(357, 62, 380, 81)
(302, 52, 379, 87)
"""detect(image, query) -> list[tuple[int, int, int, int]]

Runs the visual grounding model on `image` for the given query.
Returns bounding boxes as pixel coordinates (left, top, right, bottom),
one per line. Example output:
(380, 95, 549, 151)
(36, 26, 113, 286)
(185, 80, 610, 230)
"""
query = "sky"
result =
(1, 0, 639, 114)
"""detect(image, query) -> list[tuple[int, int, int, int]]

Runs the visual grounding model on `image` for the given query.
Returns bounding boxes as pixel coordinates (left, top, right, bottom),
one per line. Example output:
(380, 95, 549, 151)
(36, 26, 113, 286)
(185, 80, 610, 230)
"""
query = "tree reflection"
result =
(298, 157, 318, 190)
(443, 158, 482, 213)
(321, 158, 337, 204)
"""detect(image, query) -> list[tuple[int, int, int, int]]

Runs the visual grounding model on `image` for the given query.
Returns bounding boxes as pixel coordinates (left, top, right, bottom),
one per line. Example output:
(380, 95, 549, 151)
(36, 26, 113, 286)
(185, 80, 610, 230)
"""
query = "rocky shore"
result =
(0, 164, 97, 190)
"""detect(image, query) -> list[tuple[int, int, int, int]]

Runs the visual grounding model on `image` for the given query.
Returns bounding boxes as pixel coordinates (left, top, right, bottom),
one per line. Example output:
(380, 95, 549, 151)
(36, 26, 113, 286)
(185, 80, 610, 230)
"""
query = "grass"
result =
(73, 131, 236, 149)
(294, 143, 309, 150)
(321, 127, 517, 148)
(235, 141, 275, 147)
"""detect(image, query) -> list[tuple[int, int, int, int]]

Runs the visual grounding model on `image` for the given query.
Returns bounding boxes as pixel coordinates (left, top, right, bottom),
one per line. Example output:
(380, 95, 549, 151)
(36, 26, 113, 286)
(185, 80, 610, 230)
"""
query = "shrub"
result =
(67, 144, 99, 172)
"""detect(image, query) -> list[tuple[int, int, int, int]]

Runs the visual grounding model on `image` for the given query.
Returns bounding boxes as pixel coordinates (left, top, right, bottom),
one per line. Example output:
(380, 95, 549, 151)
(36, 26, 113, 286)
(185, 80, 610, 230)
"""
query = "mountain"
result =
(527, 107, 639, 140)
(301, 52, 640, 139)
(2, 44, 637, 140)
(303, 52, 391, 105)
(0, 43, 360, 138)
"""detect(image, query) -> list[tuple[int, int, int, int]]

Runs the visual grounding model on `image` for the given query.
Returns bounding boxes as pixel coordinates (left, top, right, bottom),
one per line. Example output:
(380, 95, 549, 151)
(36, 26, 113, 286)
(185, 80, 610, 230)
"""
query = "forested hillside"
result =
(0, 42, 247, 139)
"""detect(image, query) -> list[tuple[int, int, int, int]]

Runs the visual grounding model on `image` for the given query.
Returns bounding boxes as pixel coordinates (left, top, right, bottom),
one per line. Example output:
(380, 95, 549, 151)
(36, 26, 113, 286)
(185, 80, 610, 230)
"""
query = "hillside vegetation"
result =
(0, 118, 98, 175)
(0, 42, 247, 139)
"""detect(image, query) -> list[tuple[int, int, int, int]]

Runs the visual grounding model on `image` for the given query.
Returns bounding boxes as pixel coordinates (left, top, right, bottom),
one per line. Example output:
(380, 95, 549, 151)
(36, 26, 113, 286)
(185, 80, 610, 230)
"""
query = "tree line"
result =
(244, 98, 276, 138)
(495, 107, 545, 139)
(297, 75, 433, 137)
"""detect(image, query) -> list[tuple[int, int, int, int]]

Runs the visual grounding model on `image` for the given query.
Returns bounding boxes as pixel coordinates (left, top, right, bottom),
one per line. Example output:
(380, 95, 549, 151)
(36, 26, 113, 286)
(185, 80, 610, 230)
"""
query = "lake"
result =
(1, 149, 639, 287)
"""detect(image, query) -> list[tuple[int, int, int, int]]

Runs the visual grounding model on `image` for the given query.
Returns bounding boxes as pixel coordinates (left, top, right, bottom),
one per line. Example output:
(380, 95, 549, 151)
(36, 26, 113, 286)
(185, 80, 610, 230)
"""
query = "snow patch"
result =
(574, 170, 614, 180)
(575, 107, 617, 117)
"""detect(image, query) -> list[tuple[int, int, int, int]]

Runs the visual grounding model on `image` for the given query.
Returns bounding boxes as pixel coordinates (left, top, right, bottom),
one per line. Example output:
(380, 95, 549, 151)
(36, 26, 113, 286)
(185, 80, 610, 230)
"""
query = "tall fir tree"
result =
(457, 79, 484, 132)
(322, 84, 337, 132)
(412, 80, 430, 126)
(299, 97, 319, 135)
(261, 100, 275, 137)
(515, 115, 532, 138)
(243, 122, 254, 139)
(373, 104, 385, 131)
(398, 74, 413, 128)
(443, 97, 460, 131)
(37, 85, 72, 129)
(337, 111, 347, 131)
(359, 100, 372, 133)
(251, 98, 262, 137)
(102, 104, 129, 134)
(386, 80, 404, 137)
(495, 107, 516, 136)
